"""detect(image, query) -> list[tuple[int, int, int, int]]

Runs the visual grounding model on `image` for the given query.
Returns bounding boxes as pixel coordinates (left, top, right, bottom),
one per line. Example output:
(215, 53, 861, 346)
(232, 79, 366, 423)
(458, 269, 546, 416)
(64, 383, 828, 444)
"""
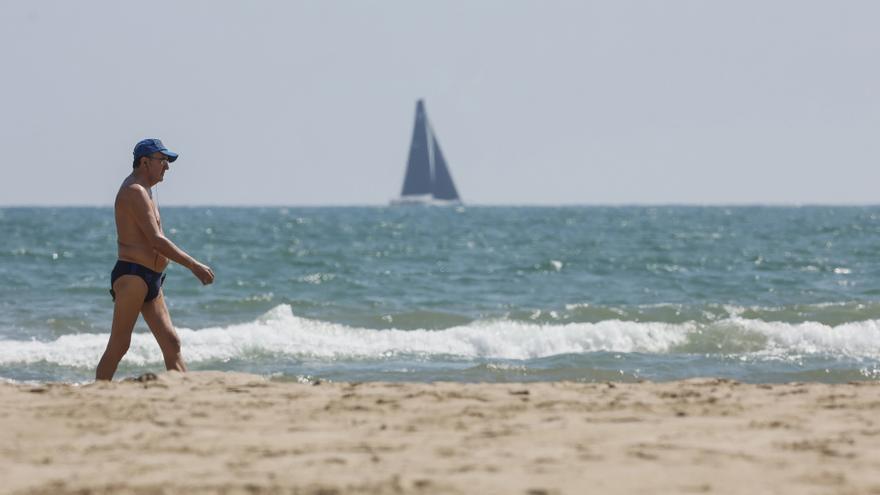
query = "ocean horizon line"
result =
(3, 202, 880, 209)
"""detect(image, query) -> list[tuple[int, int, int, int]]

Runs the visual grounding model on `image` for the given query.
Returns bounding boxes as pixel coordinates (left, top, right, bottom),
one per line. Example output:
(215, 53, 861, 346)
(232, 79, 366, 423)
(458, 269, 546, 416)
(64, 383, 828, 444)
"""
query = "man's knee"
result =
(105, 337, 131, 360)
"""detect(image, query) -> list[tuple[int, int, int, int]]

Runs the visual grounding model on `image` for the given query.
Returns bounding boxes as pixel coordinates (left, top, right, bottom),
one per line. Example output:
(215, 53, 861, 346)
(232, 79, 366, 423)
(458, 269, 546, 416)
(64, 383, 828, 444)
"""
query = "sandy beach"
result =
(1, 372, 879, 494)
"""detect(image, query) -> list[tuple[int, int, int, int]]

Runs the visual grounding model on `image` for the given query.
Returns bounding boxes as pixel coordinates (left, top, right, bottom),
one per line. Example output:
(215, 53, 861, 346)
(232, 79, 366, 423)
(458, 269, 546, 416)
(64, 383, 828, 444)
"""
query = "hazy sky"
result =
(1, 1, 878, 206)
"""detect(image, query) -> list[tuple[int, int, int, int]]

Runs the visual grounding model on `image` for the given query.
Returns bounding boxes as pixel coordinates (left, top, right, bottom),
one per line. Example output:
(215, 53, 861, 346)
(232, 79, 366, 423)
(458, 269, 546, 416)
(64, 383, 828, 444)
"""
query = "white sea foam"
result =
(727, 317, 880, 359)
(1, 305, 880, 368)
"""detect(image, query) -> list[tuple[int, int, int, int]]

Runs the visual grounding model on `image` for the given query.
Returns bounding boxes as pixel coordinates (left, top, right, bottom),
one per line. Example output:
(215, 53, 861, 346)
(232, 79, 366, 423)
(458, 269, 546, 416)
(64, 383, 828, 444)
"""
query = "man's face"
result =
(144, 152, 170, 183)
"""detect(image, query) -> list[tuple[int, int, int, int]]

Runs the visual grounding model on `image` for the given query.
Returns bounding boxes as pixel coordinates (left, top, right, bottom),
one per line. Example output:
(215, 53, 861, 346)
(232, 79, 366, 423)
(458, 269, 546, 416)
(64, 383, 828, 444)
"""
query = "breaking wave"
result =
(2, 305, 880, 368)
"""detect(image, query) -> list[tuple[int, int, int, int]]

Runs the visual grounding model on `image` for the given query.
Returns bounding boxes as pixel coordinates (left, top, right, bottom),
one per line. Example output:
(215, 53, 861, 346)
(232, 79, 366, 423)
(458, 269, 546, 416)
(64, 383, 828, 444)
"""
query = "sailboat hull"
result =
(390, 195, 461, 207)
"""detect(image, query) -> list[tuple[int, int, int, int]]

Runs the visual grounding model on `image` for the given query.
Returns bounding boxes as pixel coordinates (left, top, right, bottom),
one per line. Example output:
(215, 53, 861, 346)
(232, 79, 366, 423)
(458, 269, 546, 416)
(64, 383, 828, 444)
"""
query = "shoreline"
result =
(2, 371, 880, 494)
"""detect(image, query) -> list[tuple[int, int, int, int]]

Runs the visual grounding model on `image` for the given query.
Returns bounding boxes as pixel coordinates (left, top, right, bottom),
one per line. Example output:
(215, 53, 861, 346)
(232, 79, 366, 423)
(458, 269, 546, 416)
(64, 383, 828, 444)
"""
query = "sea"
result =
(2, 206, 880, 384)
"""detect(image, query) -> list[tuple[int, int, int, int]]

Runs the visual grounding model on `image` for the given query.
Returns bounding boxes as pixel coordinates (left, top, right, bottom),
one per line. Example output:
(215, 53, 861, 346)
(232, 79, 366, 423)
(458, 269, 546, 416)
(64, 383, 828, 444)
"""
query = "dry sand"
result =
(2, 371, 880, 495)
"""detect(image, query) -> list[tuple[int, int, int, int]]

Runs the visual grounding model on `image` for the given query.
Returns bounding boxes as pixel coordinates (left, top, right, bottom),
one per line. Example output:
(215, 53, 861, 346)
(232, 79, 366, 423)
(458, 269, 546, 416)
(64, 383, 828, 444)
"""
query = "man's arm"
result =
(122, 185, 214, 284)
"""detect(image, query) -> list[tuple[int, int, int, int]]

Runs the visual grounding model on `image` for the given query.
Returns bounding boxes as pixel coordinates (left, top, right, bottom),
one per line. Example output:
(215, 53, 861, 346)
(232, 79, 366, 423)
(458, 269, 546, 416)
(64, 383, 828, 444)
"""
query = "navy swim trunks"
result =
(110, 260, 166, 302)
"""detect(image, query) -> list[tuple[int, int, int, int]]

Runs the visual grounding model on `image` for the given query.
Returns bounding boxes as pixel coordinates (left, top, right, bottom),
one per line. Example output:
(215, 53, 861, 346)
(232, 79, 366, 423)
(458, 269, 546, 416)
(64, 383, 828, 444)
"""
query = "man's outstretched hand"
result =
(191, 261, 215, 285)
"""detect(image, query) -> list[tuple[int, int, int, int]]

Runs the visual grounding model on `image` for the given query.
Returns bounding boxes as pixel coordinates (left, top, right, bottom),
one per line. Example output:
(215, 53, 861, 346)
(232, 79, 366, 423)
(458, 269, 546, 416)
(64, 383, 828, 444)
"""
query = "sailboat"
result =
(391, 99, 462, 205)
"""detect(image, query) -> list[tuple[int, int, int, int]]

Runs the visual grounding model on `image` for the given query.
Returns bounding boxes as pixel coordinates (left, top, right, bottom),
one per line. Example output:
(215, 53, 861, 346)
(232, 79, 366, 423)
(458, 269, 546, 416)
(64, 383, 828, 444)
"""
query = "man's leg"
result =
(141, 291, 187, 372)
(96, 276, 147, 381)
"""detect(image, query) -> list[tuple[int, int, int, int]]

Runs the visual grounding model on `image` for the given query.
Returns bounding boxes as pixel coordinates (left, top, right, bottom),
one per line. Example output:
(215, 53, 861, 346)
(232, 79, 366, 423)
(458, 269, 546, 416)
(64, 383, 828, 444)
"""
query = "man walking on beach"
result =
(96, 138, 215, 381)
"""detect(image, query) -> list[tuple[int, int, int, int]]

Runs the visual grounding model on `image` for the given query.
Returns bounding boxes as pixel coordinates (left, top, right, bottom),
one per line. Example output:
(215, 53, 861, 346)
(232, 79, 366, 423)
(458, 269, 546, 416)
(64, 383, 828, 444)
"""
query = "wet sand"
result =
(2, 371, 880, 494)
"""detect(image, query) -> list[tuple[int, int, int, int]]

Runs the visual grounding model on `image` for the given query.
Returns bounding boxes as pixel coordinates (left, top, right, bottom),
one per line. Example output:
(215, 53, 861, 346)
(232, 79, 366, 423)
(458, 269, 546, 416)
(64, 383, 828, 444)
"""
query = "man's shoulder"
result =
(116, 182, 151, 207)
(119, 181, 149, 196)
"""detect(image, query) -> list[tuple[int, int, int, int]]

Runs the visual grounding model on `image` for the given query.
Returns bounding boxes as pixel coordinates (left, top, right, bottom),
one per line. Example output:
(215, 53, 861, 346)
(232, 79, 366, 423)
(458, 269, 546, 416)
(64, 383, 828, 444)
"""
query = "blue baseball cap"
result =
(133, 138, 178, 163)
